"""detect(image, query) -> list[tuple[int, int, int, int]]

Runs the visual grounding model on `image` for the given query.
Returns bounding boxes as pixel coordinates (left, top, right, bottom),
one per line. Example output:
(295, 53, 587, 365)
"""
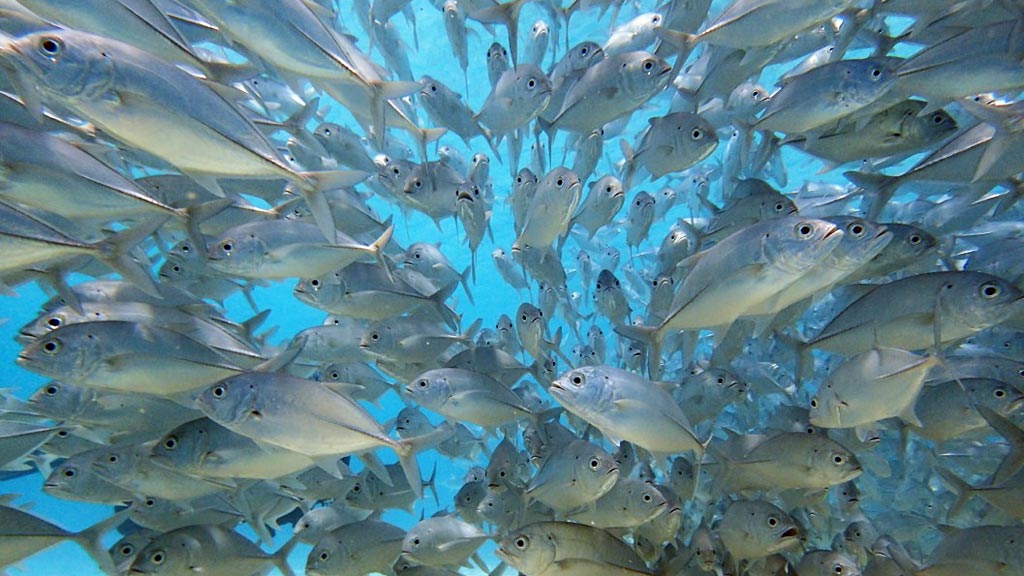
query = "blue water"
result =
(0, 2, 978, 575)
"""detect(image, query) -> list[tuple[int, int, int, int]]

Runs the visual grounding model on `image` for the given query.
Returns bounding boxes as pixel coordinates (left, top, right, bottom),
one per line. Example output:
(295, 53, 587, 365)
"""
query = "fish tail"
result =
(976, 405, 1024, 485)
(425, 460, 439, 507)
(613, 323, 662, 378)
(773, 329, 812, 386)
(396, 425, 455, 499)
(181, 197, 233, 255)
(480, 126, 504, 164)
(459, 265, 476, 305)
(934, 466, 974, 520)
(75, 507, 131, 576)
(95, 216, 169, 299)
(844, 170, 899, 221)
(272, 537, 299, 576)
(368, 222, 396, 283)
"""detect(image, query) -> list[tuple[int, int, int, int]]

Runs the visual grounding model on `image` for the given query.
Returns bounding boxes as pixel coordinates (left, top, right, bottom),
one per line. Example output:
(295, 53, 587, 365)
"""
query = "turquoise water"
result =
(0, 1, 1008, 575)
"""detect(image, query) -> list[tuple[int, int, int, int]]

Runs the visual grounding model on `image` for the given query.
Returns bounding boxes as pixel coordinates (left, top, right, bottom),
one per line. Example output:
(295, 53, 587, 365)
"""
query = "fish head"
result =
(762, 217, 843, 275)
(394, 406, 430, 437)
(43, 457, 88, 496)
(942, 273, 1024, 332)
(620, 51, 672, 98)
(829, 218, 893, 269)
(811, 438, 863, 484)
(151, 419, 209, 471)
(17, 325, 101, 381)
(595, 269, 619, 294)
(358, 322, 394, 357)
(294, 271, 342, 307)
(27, 381, 83, 419)
(884, 224, 936, 262)
(562, 41, 603, 74)
(306, 538, 344, 576)
(405, 370, 451, 407)
(808, 382, 844, 428)
(90, 444, 141, 484)
(0, 30, 114, 104)
(496, 527, 556, 575)
(193, 375, 260, 428)
(206, 230, 266, 275)
(110, 532, 151, 574)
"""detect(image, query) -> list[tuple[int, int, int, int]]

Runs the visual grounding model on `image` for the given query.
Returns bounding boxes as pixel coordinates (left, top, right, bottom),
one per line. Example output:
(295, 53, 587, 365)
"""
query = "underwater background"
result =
(1, 0, 1023, 575)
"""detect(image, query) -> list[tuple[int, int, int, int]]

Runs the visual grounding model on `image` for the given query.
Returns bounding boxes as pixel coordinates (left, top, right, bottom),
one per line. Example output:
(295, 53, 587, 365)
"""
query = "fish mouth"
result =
(15, 353, 31, 365)
(781, 527, 799, 538)
(824, 227, 842, 239)
(456, 190, 475, 201)
(611, 190, 625, 198)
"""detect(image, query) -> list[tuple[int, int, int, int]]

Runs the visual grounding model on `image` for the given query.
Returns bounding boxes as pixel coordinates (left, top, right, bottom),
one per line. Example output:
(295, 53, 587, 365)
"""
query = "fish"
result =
(193, 371, 427, 495)
(550, 364, 705, 457)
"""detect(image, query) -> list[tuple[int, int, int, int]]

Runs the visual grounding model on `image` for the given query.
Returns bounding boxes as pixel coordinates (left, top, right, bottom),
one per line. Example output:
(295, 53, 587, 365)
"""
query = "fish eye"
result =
(371, 332, 380, 341)
(46, 316, 62, 328)
(849, 223, 865, 236)
(870, 67, 882, 78)
(150, 551, 165, 565)
(430, 85, 437, 92)
(810, 398, 818, 408)
(556, 177, 564, 186)
(412, 537, 420, 546)
(652, 15, 660, 23)
(38, 36, 63, 57)
(107, 454, 119, 463)
(310, 279, 320, 288)
(795, 223, 814, 238)
(514, 536, 529, 550)
(643, 60, 654, 71)
(57, 430, 68, 437)
(642, 493, 652, 502)
(527, 78, 536, 89)
(212, 385, 226, 398)
(163, 436, 177, 450)
(145, 498, 155, 507)
(221, 242, 233, 253)
(980, 282, 1001, 299)
(774, 202, 784, 212)
(45, 384, 59, 395)
(752, 90, 760, 98)
(995, 388, 1006, 398)
(319, 551, 329, 561)
(833, 454, 845, 465)
(580, 46, 589, 55)
(119, 544, 134, 556)
(63, 468, 76, 478)
(416, 379, 428, 388)
(41, 339, 61, 354)
(323, 128, 332, 136)
(571, 375, 583, 385)
(932, 113, 945, 124)
(908, 234, 922, 245)
(330, 371, 340, 379)
(767, 516, 778, 527)
(691, 129, 703, 140)
(521, 314, 527, 321)
(589, 458, 600, 469)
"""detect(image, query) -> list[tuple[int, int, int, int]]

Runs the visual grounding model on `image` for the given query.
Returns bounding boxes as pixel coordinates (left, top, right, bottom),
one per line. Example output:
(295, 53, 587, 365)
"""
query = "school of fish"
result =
(0, 0, 1023, 574)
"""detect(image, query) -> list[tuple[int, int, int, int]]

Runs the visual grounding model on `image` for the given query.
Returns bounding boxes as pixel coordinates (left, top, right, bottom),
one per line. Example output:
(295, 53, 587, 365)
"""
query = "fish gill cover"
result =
(0, 0, 1022, 575)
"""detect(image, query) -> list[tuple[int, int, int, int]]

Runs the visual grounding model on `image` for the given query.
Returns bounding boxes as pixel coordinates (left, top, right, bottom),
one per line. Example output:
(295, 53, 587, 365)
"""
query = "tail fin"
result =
(95, 216, 169, 298)
(272, 537, 299, 576)
(367, 223, 396, 283)
(394, 425, 455, 498)
(844, 170, 900, 221)
(976, 405, 1024, 485)
(935, 466, 974, 520)
(74, 508, 131, 576)
(613, 324, 663, 379)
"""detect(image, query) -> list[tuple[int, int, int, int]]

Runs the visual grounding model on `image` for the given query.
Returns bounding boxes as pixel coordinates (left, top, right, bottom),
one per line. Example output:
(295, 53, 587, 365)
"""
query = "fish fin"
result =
(973, 130, 1018, 182)
(843, 170, 899, 221)
(935, 466, 974, 520)
(897, 402, 923, 428)
(75, 507, 132, 576)
(94, 216, 169, 299)
(976, 405, 1024, 485)
(271, 537, 299, 576)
